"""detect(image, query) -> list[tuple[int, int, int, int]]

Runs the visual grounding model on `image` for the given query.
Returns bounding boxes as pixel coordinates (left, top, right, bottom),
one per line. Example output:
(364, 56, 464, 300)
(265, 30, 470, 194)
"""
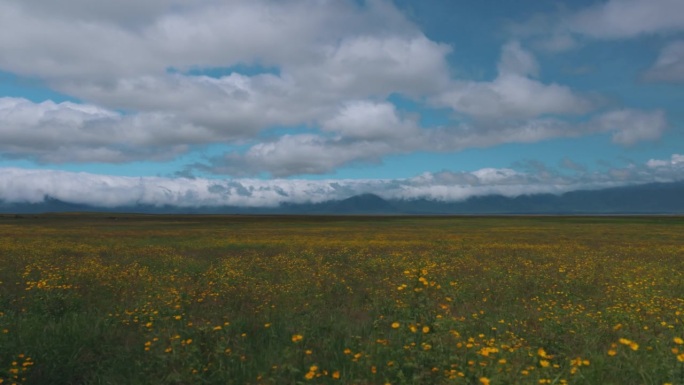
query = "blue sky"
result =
(0, 0, 683, 207)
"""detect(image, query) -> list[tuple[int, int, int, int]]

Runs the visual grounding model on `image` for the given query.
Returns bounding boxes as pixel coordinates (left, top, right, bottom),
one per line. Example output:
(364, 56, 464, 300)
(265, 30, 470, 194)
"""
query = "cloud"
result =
(0, 1, 675, 177)
(535, 34, 579, 52)
(0, 97, 210, 163)
(0, 0, 456, 171)
(432, 42, 593, 121)
(193, 107, 667, 177)
(321, 101, 420, 140)
(511, 0, 684, 51)
(290, 35, 452, 99)
(497, 41, 539, 77)
(2, 154, 682, 207)
(642, 40, 684, 83)
(197, 134, 395, 178)
(0, 1, 450, 97)
(593, 109, 668, 146)
(66, 73, 328, 134)
(646, 153, 684, 168)
(568, 0, 684, 39)
(1, 91, 665, 174)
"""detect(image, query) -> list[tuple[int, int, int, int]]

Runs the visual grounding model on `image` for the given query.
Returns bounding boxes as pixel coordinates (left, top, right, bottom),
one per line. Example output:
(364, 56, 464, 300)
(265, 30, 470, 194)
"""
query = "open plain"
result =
(1, 215, 683, 384)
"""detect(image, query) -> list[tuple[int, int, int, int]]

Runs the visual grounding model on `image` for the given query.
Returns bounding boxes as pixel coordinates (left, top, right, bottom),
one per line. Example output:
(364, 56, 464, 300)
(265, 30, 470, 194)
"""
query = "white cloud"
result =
(0, 97, 209, 163)
(4, 0, 184, 25)
(193, 107, 666, 177)
(647, 153, 684, 168)
(0, 1, 450, 97)
(593, 109, 668, 146)
(497, 41, 539, 77)
(2, 155, 682, 207)
(433, 42, 593, 121)
(197, 134, 395, 177)
(643, 40, 684, 82)
(293, 35, 452, 98)
(321, 101, 420, 140)
(0, 1, 676, 177)
(65, 73, 327, 134)
(569, 0, 684, 39)
(1, 93, 665, 174)
(512, 0, 684, 52)
(0, 0, 456, 170)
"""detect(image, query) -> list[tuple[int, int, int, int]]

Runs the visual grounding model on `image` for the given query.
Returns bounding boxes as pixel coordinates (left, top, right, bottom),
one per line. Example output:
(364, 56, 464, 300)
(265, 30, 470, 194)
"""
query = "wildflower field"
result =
(1, 214, 683, 385)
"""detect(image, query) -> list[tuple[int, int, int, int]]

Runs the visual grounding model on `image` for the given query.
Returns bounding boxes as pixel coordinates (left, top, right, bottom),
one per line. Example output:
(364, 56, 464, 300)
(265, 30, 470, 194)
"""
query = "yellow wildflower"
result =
(538, 347, 548, 358)
(619, 338, 639, 351)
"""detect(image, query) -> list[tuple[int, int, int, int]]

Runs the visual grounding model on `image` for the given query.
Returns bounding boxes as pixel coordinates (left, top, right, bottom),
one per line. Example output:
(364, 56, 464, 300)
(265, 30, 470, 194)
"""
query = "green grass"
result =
(1, 214, 683, 384)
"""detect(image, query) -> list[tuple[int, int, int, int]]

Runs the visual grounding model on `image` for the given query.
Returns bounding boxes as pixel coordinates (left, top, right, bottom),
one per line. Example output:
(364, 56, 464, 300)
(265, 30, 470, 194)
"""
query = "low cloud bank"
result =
(1, 154, 682, 208)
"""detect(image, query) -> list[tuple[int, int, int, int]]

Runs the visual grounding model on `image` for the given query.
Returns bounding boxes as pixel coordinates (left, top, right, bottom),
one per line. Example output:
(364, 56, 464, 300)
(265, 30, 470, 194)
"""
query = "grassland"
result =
(1, 214, 683, 384)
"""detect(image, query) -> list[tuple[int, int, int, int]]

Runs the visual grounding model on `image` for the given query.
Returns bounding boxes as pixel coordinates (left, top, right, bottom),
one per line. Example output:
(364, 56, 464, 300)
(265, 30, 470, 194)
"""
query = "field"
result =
(1, 214, 683, 385)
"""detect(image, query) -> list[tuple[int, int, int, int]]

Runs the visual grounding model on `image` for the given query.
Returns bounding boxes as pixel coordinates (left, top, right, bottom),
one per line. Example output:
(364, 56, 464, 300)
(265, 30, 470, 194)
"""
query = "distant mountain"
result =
(392, 181, 684, 214)
(334, 193, 397, 213)
(1, 181, 683, 215)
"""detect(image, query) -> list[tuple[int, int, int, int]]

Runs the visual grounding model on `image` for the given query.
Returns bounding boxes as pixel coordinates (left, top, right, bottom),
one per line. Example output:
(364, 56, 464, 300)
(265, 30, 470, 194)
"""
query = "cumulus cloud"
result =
(0, 97, 212, 163)
(321, 101, 420, 140)
(66, 73, 328, 133)
(0, 0, 676, 177)
(646, 153, 684, 168)
(2, 155, 682, 207)
(568, 0, 684, 39)
(432, 42, 593, 121)
(511, 0, 684, 52)
(497, 41, 539, 77)
(194, 107, 667, 177)
(0, 0, 458, 170)
(1, 91, 665, 174)
(593, 109, 668, 145)
(0, 1, 450, 97)
(643, 40, 684, 83)
(197, 134, 395, 178)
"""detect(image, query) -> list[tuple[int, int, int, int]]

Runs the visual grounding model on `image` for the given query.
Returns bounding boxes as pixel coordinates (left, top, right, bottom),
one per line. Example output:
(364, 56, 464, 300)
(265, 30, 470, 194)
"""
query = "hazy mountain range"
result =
(1, 181, 683, 215)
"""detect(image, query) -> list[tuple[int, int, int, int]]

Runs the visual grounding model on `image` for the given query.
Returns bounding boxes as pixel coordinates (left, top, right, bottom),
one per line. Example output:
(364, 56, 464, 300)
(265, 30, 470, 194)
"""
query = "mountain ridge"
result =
(1, 180, 683, 215)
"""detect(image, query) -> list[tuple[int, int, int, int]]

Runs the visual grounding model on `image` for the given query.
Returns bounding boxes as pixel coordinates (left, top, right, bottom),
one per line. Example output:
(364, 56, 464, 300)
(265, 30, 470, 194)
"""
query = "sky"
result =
(1, 0, 683, 208)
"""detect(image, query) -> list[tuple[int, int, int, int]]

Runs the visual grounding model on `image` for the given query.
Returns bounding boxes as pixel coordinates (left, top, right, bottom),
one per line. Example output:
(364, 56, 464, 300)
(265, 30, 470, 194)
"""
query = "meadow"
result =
(0, 214, 683, 385)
